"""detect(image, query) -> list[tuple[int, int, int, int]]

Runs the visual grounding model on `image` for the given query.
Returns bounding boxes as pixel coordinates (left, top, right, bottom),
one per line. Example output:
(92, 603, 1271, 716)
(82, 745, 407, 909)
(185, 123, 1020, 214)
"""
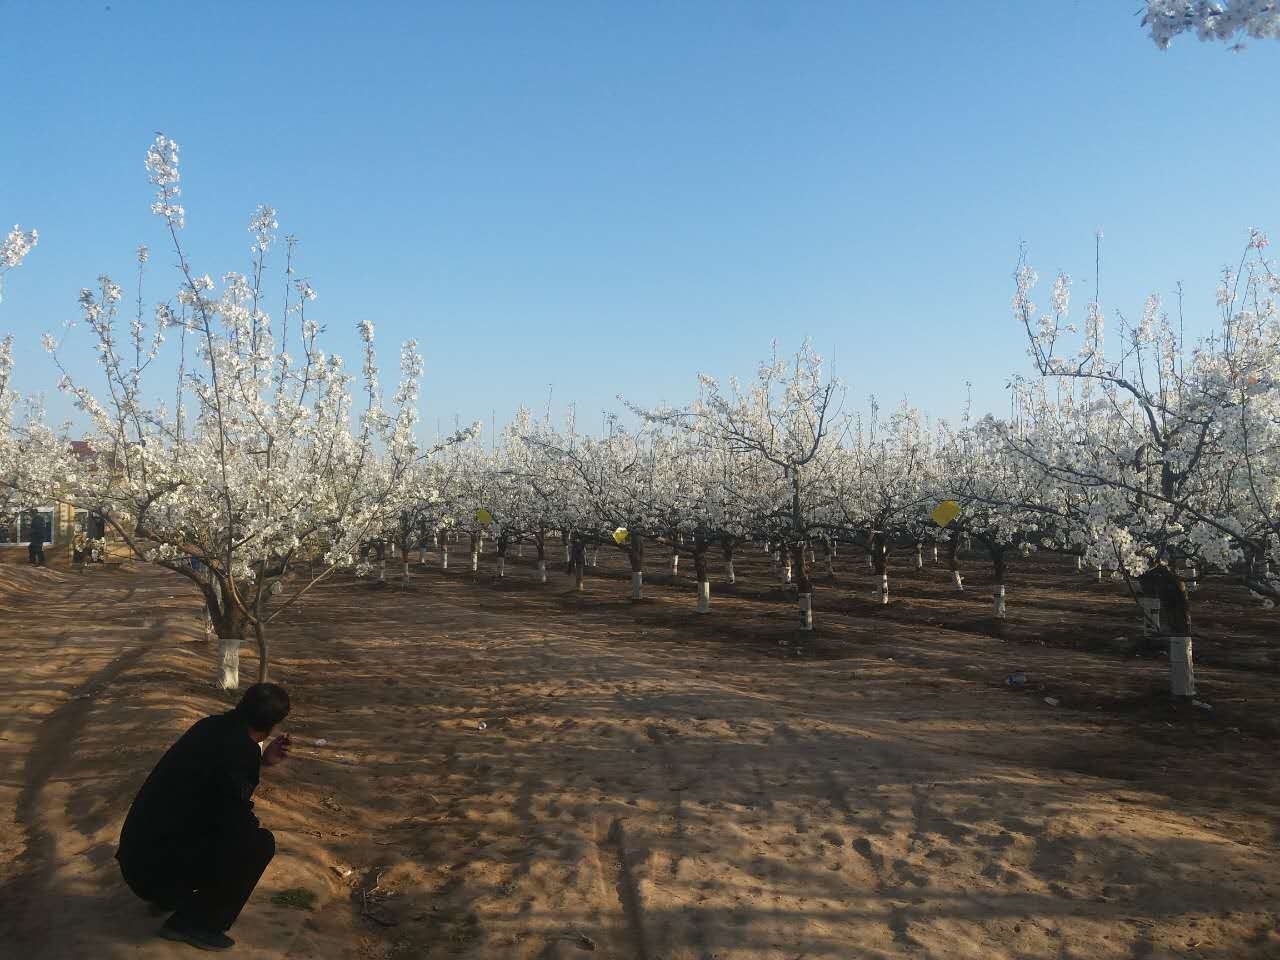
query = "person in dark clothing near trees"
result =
(116, 683, 292, 951)
(27, 512, 46, 566)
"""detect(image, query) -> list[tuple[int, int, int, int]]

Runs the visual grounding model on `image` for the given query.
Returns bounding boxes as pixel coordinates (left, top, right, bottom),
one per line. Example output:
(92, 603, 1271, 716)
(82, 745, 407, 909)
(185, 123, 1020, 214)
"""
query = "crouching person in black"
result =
(116, 683, 292, 951)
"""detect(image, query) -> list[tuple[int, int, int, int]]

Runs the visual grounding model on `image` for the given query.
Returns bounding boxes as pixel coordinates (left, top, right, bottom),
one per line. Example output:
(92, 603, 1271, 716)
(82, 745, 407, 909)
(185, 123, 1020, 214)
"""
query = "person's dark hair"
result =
(233, 683, 290, 731)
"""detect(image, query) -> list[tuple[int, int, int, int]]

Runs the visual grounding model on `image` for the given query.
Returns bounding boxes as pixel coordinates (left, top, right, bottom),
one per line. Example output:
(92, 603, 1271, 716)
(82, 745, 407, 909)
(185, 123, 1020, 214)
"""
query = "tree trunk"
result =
(208, 580, 247, 692)
(723, 538, 736, 584)
(218, 633, 242, 691)
(947, 535, 963, 591)
(1138, 564, 1194, 696)
(253, 619, 270, 684)
(792, 541, 813, 630)
(871, 532, 889, 604)
(991, 545, 1007, 619)
(628, 532, 644, 599)
(694, 538, 710, 613)
(1170, 636, 1195, 696)
(915, 541, 923, 569)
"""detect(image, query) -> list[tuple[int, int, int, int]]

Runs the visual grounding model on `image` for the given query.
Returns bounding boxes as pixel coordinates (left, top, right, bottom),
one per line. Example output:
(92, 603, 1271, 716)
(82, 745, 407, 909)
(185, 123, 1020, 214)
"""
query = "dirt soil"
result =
(1, 545, 1278, 960)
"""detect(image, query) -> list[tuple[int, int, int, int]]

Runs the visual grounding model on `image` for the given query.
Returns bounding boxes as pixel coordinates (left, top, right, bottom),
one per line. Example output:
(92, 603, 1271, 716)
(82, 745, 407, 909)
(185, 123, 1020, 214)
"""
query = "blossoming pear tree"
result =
(823, 400, 933, 606)
(487, 408, 577, 584)
(0, 225, 66, 535)
(47, 136, 425, 690)
(1005, 232, 1280, 694)
(932, 414, 1046, 619)
(646, 342, 840, 629)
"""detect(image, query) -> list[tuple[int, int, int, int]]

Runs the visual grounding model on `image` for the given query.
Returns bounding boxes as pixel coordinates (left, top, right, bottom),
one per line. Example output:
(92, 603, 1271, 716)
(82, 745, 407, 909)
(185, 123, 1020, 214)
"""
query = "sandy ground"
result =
(1, 546, 1278, 959)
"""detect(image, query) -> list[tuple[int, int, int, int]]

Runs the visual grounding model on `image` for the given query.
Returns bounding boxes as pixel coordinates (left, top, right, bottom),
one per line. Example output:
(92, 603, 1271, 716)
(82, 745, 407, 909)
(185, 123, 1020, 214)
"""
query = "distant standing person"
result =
(568, 535, 586, 575)
(27, 512, 46, 566)
(116, 683, 293, 951)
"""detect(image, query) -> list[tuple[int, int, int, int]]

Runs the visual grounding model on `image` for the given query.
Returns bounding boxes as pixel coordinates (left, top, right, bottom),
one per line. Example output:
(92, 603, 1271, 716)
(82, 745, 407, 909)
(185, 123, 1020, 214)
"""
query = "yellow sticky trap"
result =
(613, 527, 630, 545)
(475, 508, 493, 525)
(931, 500, 961, 528)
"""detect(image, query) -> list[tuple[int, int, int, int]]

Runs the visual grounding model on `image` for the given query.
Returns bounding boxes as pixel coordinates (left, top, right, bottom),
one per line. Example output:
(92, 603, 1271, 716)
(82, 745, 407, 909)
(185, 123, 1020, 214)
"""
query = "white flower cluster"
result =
(1145, 0, 1280, 48)
(1, 225, 38, 270)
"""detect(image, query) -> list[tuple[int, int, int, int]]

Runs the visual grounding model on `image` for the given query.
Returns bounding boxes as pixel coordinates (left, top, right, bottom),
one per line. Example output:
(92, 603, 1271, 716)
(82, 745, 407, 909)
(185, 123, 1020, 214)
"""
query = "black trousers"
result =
(118, 827, 275, 932)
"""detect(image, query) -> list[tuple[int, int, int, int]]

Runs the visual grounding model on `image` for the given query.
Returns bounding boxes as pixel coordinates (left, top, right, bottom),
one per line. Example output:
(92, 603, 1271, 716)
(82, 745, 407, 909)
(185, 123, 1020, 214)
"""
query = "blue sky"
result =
(2, 1, 1277, 437)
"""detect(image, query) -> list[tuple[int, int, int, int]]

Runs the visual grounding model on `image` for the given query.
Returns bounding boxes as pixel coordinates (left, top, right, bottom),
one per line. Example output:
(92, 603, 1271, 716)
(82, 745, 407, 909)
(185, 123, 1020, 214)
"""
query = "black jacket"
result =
(117, 711, 262, 863)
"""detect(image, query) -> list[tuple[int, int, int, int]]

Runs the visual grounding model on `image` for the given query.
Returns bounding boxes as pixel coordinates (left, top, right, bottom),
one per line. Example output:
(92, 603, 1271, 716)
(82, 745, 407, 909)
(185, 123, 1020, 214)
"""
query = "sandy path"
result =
(1, 560, 1278, 959)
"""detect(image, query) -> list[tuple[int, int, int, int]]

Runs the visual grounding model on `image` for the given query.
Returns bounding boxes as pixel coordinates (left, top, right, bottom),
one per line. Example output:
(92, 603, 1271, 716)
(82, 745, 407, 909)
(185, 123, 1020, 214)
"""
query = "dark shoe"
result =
(158, 916, 235, 951)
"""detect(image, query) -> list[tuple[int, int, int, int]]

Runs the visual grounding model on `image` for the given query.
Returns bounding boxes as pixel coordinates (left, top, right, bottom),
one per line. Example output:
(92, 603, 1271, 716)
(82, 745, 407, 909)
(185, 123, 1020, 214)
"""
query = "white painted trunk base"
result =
(218, 637, 241, 690)
(782, 561, 792, 585)
(537, 560, 547, 583)
(575, 567, 584, 592)
(471, 552, 479, 572)
(497, 557, 505, 578)
(915, 546, 923, 569)
(697, 580, 711, 613)
(952, 570, 964, 591)
(1169, 636, 1195, 696)
(727, 560, 736, 584)
(518, 544, 525, 558)
(993, 584, 1006, 619)
(671, 555, 679, 576)
(590, 548, 598, 567)
(378, 559, 386, 582)
(1075, 555, 1083, 571)
(798, 592, 813, 631)
(442, 547, 449, 570)
(933, 545, 939, 563)
(1097, 566, 1104, 581)
(418, 547, 427, 564)
(880, 573, 889, 605)
(631, 572, 644, 599)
